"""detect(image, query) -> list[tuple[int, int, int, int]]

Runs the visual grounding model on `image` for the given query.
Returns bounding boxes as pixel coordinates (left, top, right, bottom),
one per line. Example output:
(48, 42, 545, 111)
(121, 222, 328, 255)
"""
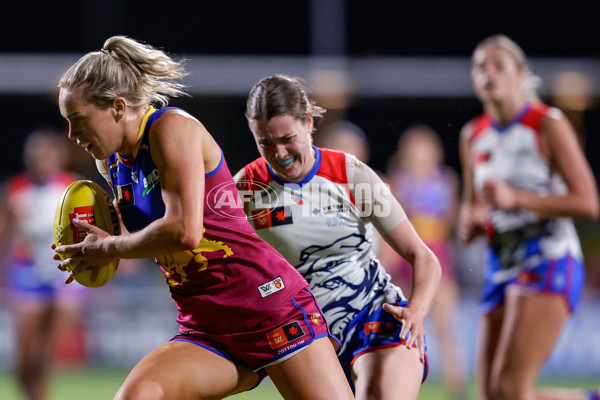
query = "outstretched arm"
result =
(352, 159, 441, 363)
(56, 110, 208, 276)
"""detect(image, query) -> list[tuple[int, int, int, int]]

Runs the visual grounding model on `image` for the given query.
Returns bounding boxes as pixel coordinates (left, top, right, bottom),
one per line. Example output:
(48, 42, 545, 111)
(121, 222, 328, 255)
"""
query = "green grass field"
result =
(0, 367, 595, 400)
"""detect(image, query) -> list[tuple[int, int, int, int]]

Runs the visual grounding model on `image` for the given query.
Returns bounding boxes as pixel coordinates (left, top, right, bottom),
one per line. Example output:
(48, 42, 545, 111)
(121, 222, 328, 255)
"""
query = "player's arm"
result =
(351, 159, 441, 362)
(58, 110, 206, 269)
(0, 184, 15, 282)
(457, 120, 488, 243)
(482, 109, 599, 219)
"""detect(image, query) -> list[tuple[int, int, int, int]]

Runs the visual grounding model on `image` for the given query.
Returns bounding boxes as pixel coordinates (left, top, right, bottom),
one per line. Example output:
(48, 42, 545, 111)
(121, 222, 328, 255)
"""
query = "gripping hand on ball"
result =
(54, 218, 116, 284)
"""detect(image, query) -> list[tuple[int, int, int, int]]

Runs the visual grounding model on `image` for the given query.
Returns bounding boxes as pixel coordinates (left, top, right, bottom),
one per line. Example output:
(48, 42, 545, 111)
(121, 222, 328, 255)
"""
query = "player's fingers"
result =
(383, 303, 402, 320)
(55, 244, 77, 255)
(89, 265, 99, 284)
(416, 333, 425, 363)
(399, 319, 411, 343)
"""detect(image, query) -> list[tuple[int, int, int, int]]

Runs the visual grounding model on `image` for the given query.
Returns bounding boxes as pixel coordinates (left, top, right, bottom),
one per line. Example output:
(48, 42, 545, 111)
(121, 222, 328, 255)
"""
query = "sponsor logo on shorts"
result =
(364, 321, 398, 335)
(310, 312, 322, 326)
(258, 276, 285, 298)
(267, 321, 305, 350)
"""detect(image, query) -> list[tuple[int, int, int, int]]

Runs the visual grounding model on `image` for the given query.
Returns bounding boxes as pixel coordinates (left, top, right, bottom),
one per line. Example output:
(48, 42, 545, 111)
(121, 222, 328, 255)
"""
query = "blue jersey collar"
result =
(267, 145, 321, 188)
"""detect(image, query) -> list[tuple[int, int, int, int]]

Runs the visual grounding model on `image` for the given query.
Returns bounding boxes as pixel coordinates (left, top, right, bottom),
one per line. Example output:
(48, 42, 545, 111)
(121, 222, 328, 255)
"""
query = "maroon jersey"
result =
(153, 152, 308, 334)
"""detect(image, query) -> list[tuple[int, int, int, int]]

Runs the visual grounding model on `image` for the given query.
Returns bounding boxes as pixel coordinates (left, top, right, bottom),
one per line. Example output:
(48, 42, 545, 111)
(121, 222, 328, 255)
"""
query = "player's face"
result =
(59, 87, 120, 160)
(471, 45, 524, 104)
(251, 114, 315, 182)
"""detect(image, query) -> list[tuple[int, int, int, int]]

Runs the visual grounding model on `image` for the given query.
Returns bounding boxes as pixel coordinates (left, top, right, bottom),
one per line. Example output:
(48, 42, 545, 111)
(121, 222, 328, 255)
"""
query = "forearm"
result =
(104, 217, 201, 259)
(515, 190, 599, 220)
(406, 247, 441, 314)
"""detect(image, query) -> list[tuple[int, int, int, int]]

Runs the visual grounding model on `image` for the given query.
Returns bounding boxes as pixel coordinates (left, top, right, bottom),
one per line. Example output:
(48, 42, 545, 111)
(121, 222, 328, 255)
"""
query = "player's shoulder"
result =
(461, 112, 492, 147)
(241, 156, 271, 191)
(521, 102, 563, 132)
(316, 147, 350, 184)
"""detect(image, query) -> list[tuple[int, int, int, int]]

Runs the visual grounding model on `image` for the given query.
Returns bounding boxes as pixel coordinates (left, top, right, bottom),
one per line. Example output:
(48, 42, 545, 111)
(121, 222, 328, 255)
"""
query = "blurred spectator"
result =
(386, 123, 468, 400)
(0, 129, 86, 400)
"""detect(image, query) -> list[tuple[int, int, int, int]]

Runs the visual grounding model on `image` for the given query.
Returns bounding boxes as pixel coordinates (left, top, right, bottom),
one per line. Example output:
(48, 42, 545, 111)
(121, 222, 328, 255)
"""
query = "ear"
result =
(113, 97, 127, 119)
(305, 115, 314, 134)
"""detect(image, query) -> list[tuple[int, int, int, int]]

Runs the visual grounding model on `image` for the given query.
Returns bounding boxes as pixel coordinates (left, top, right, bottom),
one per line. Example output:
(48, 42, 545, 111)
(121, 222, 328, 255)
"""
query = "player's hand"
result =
(457, 200, 488, 243)
(54, 219, 115, 284)
(482, 180, 518, 210)
(383, 302, 426, 363)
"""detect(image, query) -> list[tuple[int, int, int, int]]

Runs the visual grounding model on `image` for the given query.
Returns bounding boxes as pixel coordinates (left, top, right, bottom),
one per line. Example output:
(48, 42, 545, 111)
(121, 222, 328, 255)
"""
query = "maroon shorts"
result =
(171, 286, 338, 372)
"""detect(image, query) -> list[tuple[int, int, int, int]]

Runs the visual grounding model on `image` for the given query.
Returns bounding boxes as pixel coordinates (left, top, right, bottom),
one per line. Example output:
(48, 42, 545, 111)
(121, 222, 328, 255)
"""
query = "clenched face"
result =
(250, 114, 315, 183)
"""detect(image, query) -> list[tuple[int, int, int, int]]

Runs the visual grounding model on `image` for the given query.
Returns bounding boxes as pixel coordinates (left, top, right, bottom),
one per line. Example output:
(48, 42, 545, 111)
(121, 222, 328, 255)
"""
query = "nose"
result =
(67, 122, 79, 140)
(274, 144, 288, 160)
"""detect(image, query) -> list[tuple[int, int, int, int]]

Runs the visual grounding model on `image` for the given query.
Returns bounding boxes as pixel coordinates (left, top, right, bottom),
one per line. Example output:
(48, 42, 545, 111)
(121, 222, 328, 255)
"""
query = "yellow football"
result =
(54, 180, 121, 287)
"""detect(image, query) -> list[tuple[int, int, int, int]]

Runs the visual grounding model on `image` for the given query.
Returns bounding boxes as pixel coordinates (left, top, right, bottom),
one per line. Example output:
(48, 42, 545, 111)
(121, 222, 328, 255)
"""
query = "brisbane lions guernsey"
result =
(105, 107, 308, 333)
(469, 102, 582, 281)
(242, 147, 405, 353)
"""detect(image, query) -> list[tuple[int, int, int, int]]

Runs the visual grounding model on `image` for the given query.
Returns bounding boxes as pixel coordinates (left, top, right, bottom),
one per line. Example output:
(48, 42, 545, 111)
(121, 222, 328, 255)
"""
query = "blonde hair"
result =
(474, 34, 541, 102)
(58, 36, 189, 110)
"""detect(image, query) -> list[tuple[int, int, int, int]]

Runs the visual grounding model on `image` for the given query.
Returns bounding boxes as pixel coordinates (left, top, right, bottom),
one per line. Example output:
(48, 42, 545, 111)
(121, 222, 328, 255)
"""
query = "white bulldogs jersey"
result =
(242, 147, 405, 353)
(469, 103, 582, 275)
(5, 171, 76, 284)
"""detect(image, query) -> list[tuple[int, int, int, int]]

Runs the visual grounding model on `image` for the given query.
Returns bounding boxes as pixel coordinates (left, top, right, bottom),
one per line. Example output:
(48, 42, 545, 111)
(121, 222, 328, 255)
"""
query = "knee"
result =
(114, 380, 170, 400)
(488, 372, 528, 400)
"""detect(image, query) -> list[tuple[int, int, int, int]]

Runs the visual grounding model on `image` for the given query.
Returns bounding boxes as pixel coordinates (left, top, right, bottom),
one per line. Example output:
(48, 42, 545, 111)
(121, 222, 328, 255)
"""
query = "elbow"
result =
(178, 229, 203, 251)
(580, 194, 600, 220)
(586, 199, 600, 220)
(169, 223, 203, 251)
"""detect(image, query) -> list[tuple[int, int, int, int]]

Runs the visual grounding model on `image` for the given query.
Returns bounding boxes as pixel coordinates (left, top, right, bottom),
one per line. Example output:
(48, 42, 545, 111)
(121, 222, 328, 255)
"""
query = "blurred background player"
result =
(0, 129, 84, 400)
(458, 34, 599, 400)
(385, 123, 468, 400)
(316, 120, 371, 165)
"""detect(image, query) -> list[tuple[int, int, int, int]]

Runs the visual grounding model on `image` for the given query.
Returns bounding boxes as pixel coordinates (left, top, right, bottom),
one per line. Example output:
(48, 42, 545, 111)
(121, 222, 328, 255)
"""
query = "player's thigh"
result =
(115, 340, 260, 400)
(493, 290, 570, 385)
(352, 345, 424, 400)
(265, 337, 353, 400)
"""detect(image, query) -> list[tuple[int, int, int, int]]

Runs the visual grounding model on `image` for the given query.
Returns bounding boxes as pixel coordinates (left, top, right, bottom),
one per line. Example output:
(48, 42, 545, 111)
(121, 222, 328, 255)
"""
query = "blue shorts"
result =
(480, 251, 585, 314)
(337, 300, 429, 387)
(171, 286, 338, 375)
(9, 263, 87, 306)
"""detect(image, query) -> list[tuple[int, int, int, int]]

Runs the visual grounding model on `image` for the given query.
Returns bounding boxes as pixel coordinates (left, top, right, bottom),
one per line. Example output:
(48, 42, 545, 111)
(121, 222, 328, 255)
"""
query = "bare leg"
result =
(489, 289, 570, 400)
(431, 278, 468, 399)
(115, 340, 260, 400)
(476, 305, 505, 400)
(352, 345, 423, 400)
(14, 302, 82, 400)
(266, 337, 354, 400)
